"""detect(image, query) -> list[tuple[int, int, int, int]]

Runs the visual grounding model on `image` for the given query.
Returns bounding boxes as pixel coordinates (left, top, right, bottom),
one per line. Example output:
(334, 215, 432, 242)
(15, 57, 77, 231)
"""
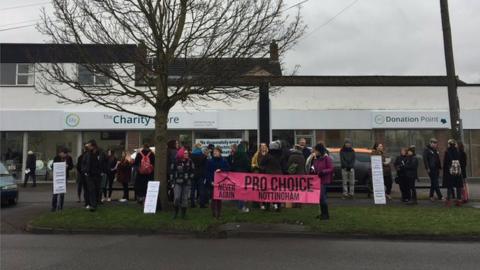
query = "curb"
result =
(25, 223, 480, 242)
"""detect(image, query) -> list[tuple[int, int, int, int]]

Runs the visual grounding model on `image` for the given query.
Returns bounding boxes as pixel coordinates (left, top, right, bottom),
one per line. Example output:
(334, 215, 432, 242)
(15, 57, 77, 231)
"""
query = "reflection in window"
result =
(0, 63, 35, 86)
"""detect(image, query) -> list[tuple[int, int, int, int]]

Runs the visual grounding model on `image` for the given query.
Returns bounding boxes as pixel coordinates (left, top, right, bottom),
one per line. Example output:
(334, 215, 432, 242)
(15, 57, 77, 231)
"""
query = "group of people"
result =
(45, 135, 468, 215)
(167, 138, 334, 220)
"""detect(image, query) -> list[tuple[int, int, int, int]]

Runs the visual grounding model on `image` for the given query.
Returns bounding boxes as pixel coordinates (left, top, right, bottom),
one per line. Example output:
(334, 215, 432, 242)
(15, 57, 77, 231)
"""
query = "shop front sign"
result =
(372, 111, 450, 129)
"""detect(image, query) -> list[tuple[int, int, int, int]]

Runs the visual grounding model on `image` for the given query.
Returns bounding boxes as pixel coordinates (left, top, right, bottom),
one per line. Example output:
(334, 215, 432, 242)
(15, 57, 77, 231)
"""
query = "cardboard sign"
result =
(144, 181, 160, 214)
(53, 162, 67, 194)
(213, 172, 321, 204)
(370, 155, 386, 204)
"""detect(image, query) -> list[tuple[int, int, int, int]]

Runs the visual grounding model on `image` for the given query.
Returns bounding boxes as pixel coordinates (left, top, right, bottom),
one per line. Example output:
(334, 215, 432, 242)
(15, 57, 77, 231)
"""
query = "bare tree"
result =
(36, 0, 304, 208)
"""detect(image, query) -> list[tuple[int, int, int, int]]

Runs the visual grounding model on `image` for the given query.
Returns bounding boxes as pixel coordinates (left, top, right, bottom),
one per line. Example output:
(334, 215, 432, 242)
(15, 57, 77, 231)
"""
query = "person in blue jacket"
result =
(206, 146, 230, 219)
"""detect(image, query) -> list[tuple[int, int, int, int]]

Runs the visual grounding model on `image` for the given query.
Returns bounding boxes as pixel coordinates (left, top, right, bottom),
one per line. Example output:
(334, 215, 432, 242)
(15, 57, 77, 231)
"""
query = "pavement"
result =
(2, 234, 480, 270)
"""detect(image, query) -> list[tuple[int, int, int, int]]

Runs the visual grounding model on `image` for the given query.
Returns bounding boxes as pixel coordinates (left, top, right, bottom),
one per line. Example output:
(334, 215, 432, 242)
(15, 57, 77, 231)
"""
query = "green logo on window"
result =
(65, 113, 80, 127)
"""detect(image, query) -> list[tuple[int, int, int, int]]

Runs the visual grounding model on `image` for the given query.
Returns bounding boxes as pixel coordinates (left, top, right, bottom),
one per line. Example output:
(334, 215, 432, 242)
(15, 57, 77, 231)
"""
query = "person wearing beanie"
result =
(310, 143, 334, 220)
(23, 150, 37, 187)
(340, 139, 356, 199)
(171, 149, 194, 219)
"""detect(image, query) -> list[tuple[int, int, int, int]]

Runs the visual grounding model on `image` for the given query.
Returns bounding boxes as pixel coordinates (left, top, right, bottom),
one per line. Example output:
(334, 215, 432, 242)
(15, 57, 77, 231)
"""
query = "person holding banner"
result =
(51, 149, 71, 212)
(206, 146, 230, 219)
(260, 141, 284, 211)
(310, 143, 334, 220)
(228, 142, 251, 213)
(371, 143, 393, 201)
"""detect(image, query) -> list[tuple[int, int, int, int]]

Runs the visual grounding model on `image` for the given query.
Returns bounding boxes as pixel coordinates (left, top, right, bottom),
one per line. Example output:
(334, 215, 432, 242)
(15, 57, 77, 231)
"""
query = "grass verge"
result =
(29, 203, 480, 237)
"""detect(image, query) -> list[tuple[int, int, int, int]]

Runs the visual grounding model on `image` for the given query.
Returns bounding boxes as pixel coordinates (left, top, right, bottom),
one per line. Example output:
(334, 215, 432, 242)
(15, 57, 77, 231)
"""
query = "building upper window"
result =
(0, 63, 35, 86)
(77, 64, 110, 86)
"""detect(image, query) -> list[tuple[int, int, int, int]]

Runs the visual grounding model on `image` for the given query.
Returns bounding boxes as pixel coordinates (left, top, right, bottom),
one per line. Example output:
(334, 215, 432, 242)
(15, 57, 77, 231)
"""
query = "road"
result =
(2, 234, 479, 270)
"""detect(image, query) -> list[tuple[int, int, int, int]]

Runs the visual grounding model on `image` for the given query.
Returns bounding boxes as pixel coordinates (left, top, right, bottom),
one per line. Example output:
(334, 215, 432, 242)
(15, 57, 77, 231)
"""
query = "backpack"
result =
(449, 160, 462, 176)
(288, 162, 299, 174)
(138, 151, 153, 175)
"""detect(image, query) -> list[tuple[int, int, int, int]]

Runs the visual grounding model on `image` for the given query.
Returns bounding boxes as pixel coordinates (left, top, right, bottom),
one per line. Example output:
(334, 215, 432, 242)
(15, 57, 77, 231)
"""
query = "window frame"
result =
(77, 64, 112, 86)
(0, 63, 35, 86)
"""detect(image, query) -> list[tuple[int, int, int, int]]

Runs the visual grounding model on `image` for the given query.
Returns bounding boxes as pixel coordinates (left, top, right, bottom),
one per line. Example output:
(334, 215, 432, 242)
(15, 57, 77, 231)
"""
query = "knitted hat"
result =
(269, 140, 281, 150)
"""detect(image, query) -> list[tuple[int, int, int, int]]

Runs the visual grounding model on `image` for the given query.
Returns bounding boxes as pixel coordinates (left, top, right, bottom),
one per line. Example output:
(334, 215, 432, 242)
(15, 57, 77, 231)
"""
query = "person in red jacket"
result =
(310, 143, 334, 220)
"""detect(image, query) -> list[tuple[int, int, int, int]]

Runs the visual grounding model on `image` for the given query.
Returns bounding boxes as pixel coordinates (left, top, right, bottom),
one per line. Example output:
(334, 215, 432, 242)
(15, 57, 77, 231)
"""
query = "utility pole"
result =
(440, 0, 462, 141)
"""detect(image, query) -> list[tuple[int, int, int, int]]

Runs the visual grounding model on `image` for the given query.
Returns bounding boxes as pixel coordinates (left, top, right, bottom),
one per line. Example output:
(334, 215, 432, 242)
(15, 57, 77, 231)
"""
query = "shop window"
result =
(0, 132, 24, 179)
(0, 63, 35, 86)
(272, 130, 294, 148)
(295, 130, 314, 147)
(83, 131, 125, 156)
(348, 130, 373, 149)
(470, 130, 480, 177)
(77, 64, 111, 86)
(325, 130, 347, 148)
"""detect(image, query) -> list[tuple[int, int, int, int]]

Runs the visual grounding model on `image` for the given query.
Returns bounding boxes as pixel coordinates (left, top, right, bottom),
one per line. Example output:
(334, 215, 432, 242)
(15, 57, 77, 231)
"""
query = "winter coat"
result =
(229, 153, 251, 173)
(53, 154, 74, 179)
(371, 149, 392, 176)
(310, 155, 334, 184)
(302, 147, 312, 160)
(443, 146, 463, 188)
(286, 150, 306, 174)
(260, 149, 283, 174)
(404, 155, 418, 180)
(26, 154, 36, 171)
(106, 156, 118, 177)
(134, 148, 155, 177)
(394, 155, 407, 178)
(191, 149, 207, 178)
(340, 147, 356, 170)
(81, 149, 103, 177)
(171, 158, 195, 185)
(76, 153, 84, 174)
(116, 159, 132, 184)
(423, 146, 442, 174)
(206, 156, 230, 184)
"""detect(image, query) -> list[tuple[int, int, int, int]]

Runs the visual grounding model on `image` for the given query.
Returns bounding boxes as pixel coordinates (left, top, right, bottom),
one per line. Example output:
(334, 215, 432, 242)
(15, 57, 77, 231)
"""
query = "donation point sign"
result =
(213, 172, 321, 204)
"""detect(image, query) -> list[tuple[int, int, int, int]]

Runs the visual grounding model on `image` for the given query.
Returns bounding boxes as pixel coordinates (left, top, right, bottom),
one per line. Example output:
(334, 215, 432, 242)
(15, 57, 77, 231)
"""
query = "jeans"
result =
(407, 177, 417, 202)
(190, 176, 201, 206)
(174, 183, 191, 208)
(320, 184, 328, 206)
(105, 173, 115, 198)
(428, 172, 443, 199)
(199, 180, 212, 207)
(121, 182, 129, 200)
(24, 171, 36, 187)
(86, 175, 101, 209)
(341, 169, 355, 196)
(51, 193, 65, 211)
(384, 174, 393, 195)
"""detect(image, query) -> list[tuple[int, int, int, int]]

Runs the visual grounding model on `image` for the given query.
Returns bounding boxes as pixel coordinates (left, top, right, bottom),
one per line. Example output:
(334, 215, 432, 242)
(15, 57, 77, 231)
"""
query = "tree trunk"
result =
(154, 108, 170, 210)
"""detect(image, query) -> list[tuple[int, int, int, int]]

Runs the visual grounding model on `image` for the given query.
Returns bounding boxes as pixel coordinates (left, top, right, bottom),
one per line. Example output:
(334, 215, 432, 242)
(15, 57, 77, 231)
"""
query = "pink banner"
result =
(213, 172, 321, 204)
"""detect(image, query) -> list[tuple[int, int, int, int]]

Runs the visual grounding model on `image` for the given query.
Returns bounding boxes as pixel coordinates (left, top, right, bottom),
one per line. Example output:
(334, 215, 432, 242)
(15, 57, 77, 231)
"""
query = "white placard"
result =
(144, 181, 160, 214)
(53, 162, 67, 194)
(195, 138, 242, 157)
(370, 156, 386, 205)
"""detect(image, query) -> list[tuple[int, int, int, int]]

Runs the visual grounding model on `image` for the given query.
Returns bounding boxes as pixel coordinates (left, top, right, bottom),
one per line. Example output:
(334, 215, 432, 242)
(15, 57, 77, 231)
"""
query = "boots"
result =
(317, 204, 329, 220)
(181, 207, 187, 219)
(173, 206, 179, 219)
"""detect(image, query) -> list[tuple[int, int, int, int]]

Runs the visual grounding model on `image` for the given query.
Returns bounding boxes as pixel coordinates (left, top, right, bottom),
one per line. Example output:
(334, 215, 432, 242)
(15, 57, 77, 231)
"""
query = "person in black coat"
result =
(103, 149, 118, 202)
(340, 139, 356, 198)
(394, 148, 409, 202)
(23, 151, 36, 187)
(404, 147, 418, 205)
(191, 144, 207, 208)
(51, 148, 73, 211)
(76, 145, 88, 204)
(81, 141, 103, 211)
(423, 138, 443, 201)
(443, 139, 463, 207)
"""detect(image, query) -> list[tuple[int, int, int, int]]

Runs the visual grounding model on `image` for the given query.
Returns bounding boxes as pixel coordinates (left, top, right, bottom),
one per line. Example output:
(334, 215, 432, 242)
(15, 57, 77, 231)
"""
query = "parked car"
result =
(327, 148, 372, 194)
(1, 161, 19, 206)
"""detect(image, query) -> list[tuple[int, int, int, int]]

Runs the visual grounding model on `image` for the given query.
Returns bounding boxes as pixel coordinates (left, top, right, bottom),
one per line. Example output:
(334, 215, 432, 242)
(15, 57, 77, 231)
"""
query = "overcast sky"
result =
(1, 0, 479, 83)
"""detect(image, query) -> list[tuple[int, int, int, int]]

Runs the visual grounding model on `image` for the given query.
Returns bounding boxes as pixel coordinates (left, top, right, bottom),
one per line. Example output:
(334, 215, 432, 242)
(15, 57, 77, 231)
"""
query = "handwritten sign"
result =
(144, 181, 160, 214)
(370, 156, 386, 205)
(53, 162, 67, 194)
